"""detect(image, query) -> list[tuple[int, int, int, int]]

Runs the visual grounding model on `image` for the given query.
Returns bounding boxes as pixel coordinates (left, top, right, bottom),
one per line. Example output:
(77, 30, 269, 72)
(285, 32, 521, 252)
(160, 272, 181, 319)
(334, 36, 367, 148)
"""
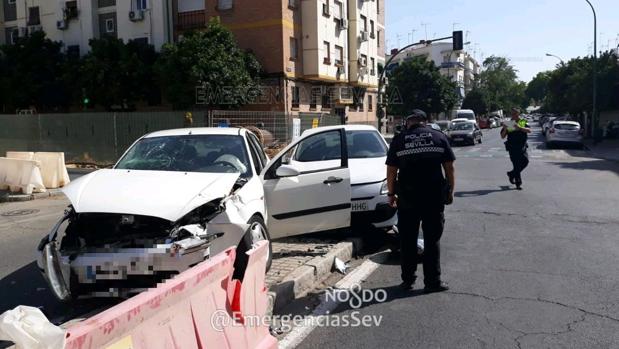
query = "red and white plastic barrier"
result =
(63, 241, 277, 349)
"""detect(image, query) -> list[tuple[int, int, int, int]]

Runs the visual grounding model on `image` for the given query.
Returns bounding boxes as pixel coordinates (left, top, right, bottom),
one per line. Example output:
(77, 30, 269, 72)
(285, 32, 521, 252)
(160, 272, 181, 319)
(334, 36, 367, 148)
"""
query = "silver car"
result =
(545, 121, 584, 148)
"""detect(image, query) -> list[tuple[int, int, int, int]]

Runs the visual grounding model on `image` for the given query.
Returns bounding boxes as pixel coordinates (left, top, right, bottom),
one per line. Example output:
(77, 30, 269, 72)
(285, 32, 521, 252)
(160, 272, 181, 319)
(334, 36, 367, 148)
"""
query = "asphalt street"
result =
(297, 127, 619, 348)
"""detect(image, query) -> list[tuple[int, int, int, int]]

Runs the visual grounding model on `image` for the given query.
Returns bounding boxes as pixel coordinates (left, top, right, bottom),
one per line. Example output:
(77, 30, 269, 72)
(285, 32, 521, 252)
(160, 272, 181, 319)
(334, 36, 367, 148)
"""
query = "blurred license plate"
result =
(453, 137, 463, 141)
(351, 201, 369, 212)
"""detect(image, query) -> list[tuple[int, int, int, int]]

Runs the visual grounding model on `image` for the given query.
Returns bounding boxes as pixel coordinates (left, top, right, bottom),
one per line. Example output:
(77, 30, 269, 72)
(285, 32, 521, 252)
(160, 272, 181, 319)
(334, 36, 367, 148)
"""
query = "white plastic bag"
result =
(0, 306, 65, 349)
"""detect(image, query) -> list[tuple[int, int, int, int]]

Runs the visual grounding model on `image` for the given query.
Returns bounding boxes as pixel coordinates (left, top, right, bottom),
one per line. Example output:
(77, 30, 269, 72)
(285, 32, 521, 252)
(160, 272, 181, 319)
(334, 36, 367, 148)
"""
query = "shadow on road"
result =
(455, 186, 515, 198)
(548, 160, 619, 176)
(0, 262, 117, 326)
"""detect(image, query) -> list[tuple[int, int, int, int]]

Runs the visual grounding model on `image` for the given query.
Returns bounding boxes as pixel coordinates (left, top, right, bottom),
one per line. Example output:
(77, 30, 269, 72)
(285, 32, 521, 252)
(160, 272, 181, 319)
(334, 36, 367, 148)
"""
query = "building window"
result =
(7, 28, 18, 45)
(376, 0, 380, 14)
(360, 15, 367, 32)
(290, 37, 298, 61)
(218, 0, 233, 11)
(105, 18, 115, 33)
(98, 0, 116, 8)
(291, 86, 300, 109)
(27, 6, 40, 25)
(359, 94, 364, 111)
(370, 57, 375, 75)
(8, 0, 16, 4)
(135, 0, 147, 10)
(5, 0, 17, 22)
(322, 0, 330, 17)
(323, 41, 331, 65)
(370, 20, 375, 38)
(334, 45, 343, 66)
(321, 88, 332, 109)
(377, 30, 381, 46)
(310, 87, 320, 110)
(368, 95, 373, 111)
(334, 0, 342, 19)
(288, 0, 297, 9)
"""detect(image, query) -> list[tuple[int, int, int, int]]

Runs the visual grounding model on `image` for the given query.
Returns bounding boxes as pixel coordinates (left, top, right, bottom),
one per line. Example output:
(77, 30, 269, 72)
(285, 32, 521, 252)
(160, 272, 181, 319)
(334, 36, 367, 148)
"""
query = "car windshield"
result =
(451, 123, 474, 131)
(346, 130, 388, 159)
(115, 134, 251, 177)
(457, 112, 475, 120)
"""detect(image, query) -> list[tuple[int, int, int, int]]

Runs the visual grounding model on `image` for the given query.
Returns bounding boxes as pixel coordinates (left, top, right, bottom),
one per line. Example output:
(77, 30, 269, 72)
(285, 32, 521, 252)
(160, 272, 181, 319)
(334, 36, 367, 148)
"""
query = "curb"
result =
(268, 237, 363, 314)
(0, 190, 64, 203)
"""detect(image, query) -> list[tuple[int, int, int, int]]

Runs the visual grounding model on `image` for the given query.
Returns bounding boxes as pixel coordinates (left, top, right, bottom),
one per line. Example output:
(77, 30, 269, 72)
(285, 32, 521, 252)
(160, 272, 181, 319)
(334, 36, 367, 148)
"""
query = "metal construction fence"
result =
(0, 111, 360, 165)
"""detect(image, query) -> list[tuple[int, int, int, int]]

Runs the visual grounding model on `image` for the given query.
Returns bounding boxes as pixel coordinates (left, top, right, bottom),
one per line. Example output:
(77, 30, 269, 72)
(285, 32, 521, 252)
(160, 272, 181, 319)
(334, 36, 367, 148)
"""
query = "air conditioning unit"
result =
(359, 67, 369, 75)
(57, 20, 68, 30)
(129, 10, 145, 22)
(358, 57, 367, 67)
(334, 87, 353, 105)
(360, 31, 369, 42)
(336, 65, 346, 76)
(337, 18, 348, 30)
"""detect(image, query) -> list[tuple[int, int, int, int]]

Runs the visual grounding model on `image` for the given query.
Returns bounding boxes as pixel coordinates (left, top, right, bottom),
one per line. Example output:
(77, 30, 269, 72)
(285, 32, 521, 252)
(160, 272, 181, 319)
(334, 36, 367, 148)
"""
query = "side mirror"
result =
(276, 164, 300, 178)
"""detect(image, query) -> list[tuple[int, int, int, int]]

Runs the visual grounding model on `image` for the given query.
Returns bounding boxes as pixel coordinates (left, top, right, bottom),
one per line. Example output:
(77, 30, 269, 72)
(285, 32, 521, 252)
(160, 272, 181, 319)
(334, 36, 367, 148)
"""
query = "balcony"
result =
(176, 10, 206, 31)
(440, 61, 465, 69)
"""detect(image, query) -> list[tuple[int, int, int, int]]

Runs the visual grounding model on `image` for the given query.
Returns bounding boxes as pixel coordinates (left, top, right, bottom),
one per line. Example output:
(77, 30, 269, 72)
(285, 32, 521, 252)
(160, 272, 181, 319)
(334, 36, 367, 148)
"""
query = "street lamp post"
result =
(545, 53, 565, 65)
(584, 0, 598, 139)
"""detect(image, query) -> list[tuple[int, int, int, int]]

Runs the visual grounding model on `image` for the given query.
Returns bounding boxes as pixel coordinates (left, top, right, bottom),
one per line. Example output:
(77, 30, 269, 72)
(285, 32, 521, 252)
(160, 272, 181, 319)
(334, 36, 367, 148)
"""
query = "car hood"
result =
(63, 169, 240, 221)
(349, 157, 386, 185)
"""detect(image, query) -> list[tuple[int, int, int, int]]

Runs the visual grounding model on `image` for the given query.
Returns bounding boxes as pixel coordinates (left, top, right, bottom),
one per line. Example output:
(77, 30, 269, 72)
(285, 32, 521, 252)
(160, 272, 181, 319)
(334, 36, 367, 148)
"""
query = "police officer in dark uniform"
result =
(386, 109, 456, 293)
(501, 108, 532, 190)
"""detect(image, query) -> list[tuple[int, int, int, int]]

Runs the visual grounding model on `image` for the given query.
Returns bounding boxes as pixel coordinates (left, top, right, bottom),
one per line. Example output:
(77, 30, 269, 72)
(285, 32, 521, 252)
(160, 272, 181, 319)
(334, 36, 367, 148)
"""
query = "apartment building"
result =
(173, 0, 384, 123)
(0, 0, 173, 54)
(387, 42, 480, 101)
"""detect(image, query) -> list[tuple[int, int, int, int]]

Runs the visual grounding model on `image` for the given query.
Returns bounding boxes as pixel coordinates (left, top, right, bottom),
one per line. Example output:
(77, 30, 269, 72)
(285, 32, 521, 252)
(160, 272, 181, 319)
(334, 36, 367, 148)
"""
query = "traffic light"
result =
(453, 31, 463, 51)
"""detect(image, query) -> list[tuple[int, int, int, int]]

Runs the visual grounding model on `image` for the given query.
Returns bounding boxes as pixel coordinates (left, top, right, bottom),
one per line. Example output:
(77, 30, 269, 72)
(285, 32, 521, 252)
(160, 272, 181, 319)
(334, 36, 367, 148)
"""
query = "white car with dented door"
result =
(38, 127, 353, 300)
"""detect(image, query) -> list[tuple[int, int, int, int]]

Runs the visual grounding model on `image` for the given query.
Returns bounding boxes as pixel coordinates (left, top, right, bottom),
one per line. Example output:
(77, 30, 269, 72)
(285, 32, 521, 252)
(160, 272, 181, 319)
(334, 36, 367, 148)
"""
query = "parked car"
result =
(428, 123, 443, 132)
(490, 117, 501, 128)
(449, 121, 483, 145)
(38, 126, 356, 300)
(435, 120, 451, 132)
(542, 117, 558, 135)
(546, 121, 584, 148)
(478, 118, 491, 129)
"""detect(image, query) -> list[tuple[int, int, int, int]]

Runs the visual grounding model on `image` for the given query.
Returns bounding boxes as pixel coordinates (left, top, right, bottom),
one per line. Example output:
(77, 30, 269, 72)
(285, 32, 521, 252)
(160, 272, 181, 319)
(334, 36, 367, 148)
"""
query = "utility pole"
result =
(584, 0, 598, 139)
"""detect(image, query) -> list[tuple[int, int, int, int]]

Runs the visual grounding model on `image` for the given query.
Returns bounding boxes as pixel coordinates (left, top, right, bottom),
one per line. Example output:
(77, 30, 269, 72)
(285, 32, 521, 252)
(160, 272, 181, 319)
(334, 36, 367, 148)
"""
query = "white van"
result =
(453, 109, 477, 122)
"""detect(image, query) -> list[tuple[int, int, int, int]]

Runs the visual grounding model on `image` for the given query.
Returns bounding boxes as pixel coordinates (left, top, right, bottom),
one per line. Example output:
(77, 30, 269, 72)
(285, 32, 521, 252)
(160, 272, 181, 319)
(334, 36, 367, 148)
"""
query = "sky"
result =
(386, 0, 619, 82)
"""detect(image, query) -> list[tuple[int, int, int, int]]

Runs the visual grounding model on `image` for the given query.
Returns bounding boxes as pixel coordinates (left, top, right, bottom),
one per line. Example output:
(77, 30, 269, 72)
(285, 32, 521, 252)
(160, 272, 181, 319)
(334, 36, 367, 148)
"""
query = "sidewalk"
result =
(584, 139, 619, 162)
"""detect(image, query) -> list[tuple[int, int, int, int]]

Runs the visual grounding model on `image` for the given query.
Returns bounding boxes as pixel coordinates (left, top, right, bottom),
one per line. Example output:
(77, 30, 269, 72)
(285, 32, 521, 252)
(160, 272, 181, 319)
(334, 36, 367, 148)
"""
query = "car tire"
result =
(232, 215, 272, 280)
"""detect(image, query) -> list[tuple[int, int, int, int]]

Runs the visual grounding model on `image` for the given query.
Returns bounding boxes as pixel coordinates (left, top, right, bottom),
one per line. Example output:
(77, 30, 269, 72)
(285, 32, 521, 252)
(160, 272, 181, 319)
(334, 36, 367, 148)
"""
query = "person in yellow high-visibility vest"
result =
(500, 108, 531, 189)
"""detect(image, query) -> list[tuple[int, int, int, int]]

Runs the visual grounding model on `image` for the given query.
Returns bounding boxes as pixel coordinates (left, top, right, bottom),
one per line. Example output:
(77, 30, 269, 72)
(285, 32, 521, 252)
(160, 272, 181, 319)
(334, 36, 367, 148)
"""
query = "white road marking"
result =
(278, 252, 389, 349)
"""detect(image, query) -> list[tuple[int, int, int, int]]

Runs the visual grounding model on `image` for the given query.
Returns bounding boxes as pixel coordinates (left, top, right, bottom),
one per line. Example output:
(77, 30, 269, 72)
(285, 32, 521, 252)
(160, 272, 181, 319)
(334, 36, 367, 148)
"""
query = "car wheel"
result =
(232, 215, 272, 280)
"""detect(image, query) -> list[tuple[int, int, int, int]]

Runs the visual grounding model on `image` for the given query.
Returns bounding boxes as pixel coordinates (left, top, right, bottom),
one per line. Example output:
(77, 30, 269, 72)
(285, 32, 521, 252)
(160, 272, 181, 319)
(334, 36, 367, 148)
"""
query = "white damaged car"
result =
(38, 127, 354, 300)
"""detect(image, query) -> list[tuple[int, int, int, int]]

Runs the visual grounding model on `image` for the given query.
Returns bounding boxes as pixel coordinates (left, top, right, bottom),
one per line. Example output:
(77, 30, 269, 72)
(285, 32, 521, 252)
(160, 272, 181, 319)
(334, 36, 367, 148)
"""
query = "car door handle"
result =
(323, 176, 343, 184)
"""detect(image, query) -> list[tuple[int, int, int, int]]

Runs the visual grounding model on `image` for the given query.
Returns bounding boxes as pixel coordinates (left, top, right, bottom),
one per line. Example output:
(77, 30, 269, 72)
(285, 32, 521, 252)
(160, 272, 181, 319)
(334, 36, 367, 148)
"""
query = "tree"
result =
(79, 36, 158, 110)
(477, 56, 525, 111)
(0, 31, 68, 112)
(525, 71, 551, 106)
(462, 88, 488, 115)
(156, 18, 262, 109)
(387, 56, 459, 117)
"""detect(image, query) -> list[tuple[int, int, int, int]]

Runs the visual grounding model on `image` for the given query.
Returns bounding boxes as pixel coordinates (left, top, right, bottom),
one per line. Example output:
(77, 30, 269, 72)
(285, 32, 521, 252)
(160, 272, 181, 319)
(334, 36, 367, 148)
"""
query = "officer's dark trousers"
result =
(508, 150, 529, 184)
(398, 207, 445, 286)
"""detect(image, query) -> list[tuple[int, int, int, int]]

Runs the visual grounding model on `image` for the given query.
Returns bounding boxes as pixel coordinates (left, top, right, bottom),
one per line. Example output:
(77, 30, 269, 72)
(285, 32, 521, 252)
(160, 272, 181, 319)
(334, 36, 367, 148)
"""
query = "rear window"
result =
(554, 124, 579, 131)
(346, 131, 387, 159)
